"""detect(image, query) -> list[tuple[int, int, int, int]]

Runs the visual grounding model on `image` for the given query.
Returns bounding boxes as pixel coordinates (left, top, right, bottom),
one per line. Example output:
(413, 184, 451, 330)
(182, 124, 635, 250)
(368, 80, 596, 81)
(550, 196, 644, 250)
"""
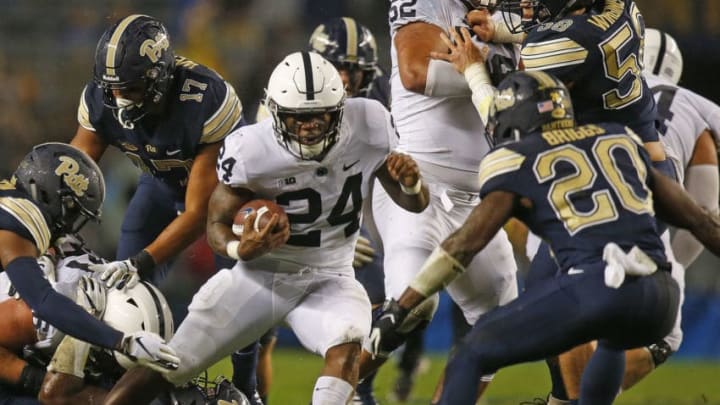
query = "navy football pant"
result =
(439, 265, 679, 405)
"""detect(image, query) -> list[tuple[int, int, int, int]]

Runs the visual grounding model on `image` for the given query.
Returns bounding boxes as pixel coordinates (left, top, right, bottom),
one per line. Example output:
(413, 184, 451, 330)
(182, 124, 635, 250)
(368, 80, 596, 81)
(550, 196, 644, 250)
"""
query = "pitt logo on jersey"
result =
(140, 33, 169, 63)
(54, 156, 90, 197)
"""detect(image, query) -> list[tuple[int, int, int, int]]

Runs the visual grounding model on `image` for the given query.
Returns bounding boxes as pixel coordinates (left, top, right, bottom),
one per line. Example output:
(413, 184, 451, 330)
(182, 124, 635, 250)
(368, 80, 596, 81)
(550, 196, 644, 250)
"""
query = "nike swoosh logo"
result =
(567, 269, 584, 275)
(166, 149, 182, 156)
(343, 160, 360, 171)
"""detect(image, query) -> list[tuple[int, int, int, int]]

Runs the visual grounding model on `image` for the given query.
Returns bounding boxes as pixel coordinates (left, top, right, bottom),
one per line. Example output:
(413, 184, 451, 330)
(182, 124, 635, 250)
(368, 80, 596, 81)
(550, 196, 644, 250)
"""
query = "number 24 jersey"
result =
(218, 98, 398, 268)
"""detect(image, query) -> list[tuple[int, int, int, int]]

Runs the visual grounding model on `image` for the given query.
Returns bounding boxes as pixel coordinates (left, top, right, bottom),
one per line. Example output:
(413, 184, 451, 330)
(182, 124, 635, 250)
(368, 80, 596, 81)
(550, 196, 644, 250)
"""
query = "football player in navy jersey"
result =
(308, 17, 391, 107)
(466, 0, 671, 172)
(370, 71, 720, 405)
(71, 14, 244, 286)
(69, 14, 263, 404)
(0, 143, 179, 399)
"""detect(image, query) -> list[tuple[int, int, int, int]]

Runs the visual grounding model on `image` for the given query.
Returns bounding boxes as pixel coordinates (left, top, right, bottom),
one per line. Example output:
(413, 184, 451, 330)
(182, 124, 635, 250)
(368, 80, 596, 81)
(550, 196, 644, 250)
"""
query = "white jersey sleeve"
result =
(389, 0, 466, 34)
(647, 74, 720, 181)
(216, 127, 253, 189)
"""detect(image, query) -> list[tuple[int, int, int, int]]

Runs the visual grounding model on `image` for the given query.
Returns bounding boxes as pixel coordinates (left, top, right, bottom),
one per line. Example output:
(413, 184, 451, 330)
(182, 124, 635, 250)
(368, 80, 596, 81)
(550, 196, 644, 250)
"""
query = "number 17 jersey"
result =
(218, 98, 398, 269)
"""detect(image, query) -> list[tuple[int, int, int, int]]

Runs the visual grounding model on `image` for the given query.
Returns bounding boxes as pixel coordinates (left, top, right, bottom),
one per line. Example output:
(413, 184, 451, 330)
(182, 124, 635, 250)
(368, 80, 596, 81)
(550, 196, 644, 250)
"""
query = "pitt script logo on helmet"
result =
(54, 156, 90, 197)
(140, 32, 170, 64)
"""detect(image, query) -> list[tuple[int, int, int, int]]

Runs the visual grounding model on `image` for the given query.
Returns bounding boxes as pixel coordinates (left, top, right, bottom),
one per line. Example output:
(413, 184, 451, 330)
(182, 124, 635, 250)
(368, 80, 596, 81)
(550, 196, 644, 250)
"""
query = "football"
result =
(232, 199, 287, 235)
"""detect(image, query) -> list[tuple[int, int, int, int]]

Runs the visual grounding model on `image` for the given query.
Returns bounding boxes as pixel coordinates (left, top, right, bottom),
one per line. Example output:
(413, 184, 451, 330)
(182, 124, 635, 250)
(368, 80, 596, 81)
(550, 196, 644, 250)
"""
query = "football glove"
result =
(89, 259, 139, 289)
(353, 236, 376, 268)
(368, 299, 409, 359)
(75, 275, 106, 318)
(119, 331, 180, 373)
(32, 316, 59, 350)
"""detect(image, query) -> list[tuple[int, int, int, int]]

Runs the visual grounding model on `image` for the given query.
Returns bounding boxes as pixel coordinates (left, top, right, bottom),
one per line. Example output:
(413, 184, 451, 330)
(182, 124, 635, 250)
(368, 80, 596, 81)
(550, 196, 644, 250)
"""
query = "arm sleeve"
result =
(76, 85, 96, 132)
(5, 257, 123, 349)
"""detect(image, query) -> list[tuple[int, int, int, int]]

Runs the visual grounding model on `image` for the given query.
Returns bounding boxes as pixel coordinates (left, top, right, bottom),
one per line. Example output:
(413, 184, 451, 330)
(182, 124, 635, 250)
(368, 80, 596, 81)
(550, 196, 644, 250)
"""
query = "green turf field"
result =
(207, 348, 720, 404)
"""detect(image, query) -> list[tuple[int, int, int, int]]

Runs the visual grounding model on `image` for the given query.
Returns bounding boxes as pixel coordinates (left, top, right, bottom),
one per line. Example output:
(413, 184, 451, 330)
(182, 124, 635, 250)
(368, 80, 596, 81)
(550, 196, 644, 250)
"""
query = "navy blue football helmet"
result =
(13, 143, 104, 237)
(486, 71, 575, 147)
(308, 17, 378, 97)
(93, 14, 176, 128)
(498, 0, 596, 33)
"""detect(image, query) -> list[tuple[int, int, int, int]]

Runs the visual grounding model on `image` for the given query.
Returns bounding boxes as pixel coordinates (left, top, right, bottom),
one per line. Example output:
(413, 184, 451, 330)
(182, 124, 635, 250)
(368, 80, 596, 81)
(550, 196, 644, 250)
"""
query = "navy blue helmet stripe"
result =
(142, 281, 167, 339)
(653, 31, 667, 76)
(302, 51, 315, 100)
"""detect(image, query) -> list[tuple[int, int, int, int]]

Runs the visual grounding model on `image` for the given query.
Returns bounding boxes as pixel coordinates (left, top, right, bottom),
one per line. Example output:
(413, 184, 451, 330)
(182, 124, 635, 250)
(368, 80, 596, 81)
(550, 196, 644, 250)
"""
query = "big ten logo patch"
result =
(54, 156, 89, 196)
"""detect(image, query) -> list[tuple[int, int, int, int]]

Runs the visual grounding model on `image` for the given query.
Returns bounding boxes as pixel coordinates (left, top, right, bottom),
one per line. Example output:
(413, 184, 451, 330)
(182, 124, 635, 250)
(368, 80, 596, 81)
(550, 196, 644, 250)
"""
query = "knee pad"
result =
(647, 340, 674, 367)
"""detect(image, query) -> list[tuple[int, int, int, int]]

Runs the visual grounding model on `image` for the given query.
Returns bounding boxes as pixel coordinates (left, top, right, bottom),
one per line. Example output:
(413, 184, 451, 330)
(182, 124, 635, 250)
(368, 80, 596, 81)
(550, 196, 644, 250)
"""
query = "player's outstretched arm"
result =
(0, 231, 124, 350)
(374, 152, 429, 213)
(651, 167, 720, 257)
(145, 142, 223, 268)
(395, 21, 473, 97)
(403, 190, 516, 309)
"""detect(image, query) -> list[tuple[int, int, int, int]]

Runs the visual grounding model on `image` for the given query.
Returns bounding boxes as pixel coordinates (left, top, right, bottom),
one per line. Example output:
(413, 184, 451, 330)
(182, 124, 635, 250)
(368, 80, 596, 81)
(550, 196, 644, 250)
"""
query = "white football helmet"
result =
(643, 28, 683, 84)
(102, 281, 174, 369)
(265, 51, 346, 161)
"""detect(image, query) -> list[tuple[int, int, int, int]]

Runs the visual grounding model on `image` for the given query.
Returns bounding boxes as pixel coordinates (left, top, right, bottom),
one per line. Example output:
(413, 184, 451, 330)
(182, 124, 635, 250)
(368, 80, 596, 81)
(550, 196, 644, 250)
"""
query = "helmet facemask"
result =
(268, 98, 344, 161)
(498, 0, 593, 33)
(486, 72, 575, 147)
(93, 15, 175, 129)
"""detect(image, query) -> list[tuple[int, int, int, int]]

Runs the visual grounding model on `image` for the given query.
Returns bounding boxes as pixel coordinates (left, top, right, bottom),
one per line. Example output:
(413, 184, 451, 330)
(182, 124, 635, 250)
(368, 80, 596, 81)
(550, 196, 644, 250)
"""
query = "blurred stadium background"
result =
(1, 0, 719, 403)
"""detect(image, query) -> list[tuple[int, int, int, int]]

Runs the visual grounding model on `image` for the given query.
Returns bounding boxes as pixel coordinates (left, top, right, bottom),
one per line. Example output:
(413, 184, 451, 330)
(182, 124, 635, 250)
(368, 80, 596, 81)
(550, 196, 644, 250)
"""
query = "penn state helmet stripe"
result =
(301, 51, 315, 100)
(653, 31, 667, 76)
(342, 17, 358, 62)
(105, 14, 146, 77)
(141, 281, 169, 340)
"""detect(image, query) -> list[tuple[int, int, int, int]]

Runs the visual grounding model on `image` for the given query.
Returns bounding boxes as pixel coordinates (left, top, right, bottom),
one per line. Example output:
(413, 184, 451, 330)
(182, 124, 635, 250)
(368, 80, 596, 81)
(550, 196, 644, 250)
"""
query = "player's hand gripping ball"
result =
(232, 199, 288, 235)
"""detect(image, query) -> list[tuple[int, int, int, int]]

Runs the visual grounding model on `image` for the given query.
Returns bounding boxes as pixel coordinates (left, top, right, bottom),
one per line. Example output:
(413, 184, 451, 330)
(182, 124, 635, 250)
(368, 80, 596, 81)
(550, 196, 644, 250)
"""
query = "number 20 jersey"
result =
(218, 98, 398, 268)
(478, 123, 666, 272)
(522, 0, 658, 142)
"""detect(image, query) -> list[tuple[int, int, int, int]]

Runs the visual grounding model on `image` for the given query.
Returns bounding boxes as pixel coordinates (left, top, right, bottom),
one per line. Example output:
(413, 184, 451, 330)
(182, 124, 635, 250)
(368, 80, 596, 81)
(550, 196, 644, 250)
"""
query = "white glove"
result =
(53, 234, 86, 257)
(119, 331, 180, 373)
(33, 316, 59, 350)
(75, 275, 107, 318)
(89, 259, 140, 289)
(353, 236, 376, 268)
(37, 254, 57, 285)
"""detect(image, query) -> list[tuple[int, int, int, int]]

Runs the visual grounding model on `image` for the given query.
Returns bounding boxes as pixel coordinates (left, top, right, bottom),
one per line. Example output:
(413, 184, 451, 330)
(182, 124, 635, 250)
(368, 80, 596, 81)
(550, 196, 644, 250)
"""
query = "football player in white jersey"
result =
(360, 0, 520, 399)
(102, 51, 429, 405)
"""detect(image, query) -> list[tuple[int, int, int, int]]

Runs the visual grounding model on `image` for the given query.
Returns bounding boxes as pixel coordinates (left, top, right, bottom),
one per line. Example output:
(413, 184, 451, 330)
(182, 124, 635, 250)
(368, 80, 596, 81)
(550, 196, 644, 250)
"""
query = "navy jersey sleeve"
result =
(521, 17, 598, 85)
(478, 146, 529, 198)
(0, 188, 51, 253)
(194, 73, 244, 146)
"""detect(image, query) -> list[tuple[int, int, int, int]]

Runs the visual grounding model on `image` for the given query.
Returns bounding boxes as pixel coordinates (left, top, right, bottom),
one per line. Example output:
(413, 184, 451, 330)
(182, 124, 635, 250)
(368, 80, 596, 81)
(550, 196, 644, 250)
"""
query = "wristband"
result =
(400, 179, 423, 195)
(409, 246, 466, 297)
(18, 364, 46, 396)
(132, 249, 156, 278)
(226, 240, 241, 260)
